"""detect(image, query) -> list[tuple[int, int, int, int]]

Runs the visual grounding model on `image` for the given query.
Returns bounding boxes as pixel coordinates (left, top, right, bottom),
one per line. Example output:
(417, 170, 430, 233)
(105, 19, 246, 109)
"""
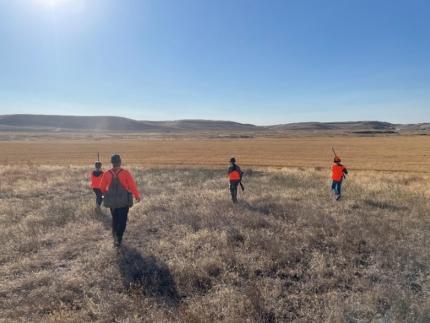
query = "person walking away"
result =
(100, 154, 141, 247)
(90, 161, 104, 212)
(331, 156, 348, 201)
(228, 157, 243, 203)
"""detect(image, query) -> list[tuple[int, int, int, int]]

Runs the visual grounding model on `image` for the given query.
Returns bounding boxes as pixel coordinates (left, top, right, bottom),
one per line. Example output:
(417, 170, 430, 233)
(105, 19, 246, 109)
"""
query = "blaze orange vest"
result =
(332, 164, 345, 181)
(90, 170, 104, 189)
(229, 170, 241, 181)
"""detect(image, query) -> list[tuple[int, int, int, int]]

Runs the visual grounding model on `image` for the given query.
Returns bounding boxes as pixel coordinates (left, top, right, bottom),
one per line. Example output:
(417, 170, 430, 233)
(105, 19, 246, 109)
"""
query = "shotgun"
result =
(332, 147, 338, 158)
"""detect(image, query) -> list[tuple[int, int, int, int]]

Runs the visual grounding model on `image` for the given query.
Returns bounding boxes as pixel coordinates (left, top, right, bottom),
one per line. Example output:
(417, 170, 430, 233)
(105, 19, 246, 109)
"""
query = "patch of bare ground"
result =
(0, 166, 429, 322)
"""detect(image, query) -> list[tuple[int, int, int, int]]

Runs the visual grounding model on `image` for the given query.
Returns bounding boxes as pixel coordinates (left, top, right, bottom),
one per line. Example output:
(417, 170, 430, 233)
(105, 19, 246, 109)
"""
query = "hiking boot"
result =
(336, 195, 341, 201)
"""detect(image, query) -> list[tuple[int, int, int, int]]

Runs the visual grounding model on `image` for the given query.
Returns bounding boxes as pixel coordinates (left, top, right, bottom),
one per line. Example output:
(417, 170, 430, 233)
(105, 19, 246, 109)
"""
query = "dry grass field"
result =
(1, 135, 430, 172)
(1, 162, 429, 322)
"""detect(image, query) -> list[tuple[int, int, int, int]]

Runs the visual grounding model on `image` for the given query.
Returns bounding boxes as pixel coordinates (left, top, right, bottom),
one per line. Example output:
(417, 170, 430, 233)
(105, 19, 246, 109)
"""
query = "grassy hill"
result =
(1, 166, 429, 322)
(268, 121, 397, 133)
(1, 114, 429, 134)
(0, 115, 259, 133)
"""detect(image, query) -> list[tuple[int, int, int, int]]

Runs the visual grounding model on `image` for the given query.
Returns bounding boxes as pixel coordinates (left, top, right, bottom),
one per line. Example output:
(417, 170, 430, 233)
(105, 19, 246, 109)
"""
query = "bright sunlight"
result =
(35, 0, 73, 8)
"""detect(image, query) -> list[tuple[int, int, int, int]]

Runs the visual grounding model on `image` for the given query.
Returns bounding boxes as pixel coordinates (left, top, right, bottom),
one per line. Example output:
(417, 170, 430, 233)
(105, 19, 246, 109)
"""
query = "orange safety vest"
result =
(229, 170, 241, 181)
(90, 170, 104, 189)
(331, 164, 345, 181)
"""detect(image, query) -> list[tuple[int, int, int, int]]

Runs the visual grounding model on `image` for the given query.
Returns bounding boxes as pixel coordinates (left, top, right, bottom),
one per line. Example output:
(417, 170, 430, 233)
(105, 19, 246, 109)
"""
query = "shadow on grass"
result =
(118, 246, 180, 306)
(364, 199, 408, 211)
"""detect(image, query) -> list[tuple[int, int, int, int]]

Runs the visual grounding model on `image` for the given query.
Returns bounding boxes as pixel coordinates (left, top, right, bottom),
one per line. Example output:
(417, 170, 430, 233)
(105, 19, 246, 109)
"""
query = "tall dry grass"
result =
(0, 166, 429, 322)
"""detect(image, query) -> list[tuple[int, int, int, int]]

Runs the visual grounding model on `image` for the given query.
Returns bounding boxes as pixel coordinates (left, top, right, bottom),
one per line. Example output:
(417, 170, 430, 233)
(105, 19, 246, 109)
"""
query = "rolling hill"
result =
(268, 121, 396, 133)
(0, 115, 259, 133)
(0, 114, 428, 134)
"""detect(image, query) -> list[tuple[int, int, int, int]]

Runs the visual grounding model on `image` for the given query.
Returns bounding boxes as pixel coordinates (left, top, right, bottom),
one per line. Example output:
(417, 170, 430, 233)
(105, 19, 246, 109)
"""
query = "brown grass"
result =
(1, 165, 429, 322)
(1, 135, 430, 172)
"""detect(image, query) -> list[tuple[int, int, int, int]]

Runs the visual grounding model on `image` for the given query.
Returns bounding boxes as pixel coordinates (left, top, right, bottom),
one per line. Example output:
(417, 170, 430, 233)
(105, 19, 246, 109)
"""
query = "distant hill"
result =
(396, 123, 430, 133)
(0, 115, 160, 132)
(0, 115, 259, 133)
(269, 121, 397, 133)
(0, 114, 428, 134)
(151, 119, 260, 131)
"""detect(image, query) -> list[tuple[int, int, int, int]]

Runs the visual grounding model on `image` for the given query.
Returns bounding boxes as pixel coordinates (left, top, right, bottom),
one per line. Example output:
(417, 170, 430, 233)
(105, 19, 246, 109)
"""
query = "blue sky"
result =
(0, 0, 429, 125)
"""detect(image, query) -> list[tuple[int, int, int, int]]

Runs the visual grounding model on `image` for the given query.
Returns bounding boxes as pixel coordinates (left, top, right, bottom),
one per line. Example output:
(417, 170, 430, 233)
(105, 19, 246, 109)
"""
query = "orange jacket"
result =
(99, 168, 141, 200)
(90, 170, 104, 189)
(332, 163, 347, 181)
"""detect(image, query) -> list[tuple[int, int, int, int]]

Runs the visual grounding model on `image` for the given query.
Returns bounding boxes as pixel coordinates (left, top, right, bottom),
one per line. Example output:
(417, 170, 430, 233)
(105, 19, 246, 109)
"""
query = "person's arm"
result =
(342, 167, 348, 179)
(238, 165, 244, 179)
(125, 171, 141, 201)
(99, 171, 111, 193)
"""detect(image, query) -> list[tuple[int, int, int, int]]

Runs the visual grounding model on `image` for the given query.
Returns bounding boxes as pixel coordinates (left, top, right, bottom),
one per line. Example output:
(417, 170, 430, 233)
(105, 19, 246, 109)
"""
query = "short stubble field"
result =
(1, 135, 430, 172)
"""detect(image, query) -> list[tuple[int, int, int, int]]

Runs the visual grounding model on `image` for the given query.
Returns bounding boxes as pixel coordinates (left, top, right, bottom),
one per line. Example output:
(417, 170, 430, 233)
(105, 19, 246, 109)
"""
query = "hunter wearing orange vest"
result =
(228, 157, 243, 203)
(100, 154, 141, 247)
(331, 156, 348, 200)
(90, 161, 104, 211)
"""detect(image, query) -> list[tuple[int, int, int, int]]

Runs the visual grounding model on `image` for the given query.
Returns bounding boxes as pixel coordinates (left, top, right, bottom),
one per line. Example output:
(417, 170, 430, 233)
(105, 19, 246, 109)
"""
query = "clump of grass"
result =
(0, 166, 429, 322)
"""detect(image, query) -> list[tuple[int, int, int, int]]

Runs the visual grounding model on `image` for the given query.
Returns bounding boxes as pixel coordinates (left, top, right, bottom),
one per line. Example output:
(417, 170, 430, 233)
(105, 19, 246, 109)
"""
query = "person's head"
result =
(334, 156, 341, 163)
(111, 154, 122, 168)
(94, 161, 102, 169)
(230, 157, 236, 164)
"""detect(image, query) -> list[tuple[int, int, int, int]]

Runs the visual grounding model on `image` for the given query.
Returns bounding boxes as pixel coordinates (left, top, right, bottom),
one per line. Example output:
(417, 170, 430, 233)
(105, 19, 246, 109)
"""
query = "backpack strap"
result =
(110, 168, 123, 178)
(109, 169, 127, 190)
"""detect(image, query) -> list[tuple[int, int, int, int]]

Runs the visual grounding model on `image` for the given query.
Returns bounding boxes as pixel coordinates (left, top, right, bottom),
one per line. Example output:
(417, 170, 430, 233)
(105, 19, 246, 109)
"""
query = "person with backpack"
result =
(331, 156, 348, 201)
(99, 154, 141, 247)
(228, 157, 244, 203)
(90, 161, 104, 212)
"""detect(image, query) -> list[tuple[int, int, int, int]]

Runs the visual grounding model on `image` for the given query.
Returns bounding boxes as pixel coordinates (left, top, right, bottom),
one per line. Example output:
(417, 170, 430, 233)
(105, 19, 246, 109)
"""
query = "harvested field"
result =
(1, 165, 429, 322)
(1, 135, 430, 172)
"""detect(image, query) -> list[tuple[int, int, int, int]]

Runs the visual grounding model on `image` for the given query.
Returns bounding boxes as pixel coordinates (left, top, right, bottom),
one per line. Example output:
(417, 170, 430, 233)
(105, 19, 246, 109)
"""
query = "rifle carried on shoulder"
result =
(332, 147, 338, 158)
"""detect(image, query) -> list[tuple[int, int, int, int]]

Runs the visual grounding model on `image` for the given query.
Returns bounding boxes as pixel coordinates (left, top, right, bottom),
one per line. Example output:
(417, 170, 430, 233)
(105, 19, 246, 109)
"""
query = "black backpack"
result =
(103, 169, 133, 209)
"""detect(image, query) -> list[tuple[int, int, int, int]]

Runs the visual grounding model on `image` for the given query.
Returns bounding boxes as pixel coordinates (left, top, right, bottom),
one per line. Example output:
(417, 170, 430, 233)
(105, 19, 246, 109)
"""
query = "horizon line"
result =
(1, 113, 428, 126)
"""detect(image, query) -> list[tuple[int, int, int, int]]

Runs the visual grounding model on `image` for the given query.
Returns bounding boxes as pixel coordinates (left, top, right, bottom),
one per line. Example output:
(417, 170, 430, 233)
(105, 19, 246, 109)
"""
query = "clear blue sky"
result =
(0, 0, 429, 124)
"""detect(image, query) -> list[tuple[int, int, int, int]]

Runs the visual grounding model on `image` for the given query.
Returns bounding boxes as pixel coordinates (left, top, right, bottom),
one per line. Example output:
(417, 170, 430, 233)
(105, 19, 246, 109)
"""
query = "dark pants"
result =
(230, 180, 240, 203)
(93, 188, 103, 206)
(110, 207, 129, 244)
(331, 180, 342, 199)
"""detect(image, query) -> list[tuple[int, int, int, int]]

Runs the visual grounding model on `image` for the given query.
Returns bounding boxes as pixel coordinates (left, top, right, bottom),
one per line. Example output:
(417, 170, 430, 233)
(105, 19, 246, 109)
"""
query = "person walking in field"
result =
(228, 157, 243, 203)
(90, 160, 104, 212)
(331, 156, 348, 200)
(100, 154, 141, 247)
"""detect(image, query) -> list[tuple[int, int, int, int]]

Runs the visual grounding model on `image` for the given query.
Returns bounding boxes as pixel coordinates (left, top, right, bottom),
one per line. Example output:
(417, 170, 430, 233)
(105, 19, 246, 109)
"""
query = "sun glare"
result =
(36, 0, 71, 8)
